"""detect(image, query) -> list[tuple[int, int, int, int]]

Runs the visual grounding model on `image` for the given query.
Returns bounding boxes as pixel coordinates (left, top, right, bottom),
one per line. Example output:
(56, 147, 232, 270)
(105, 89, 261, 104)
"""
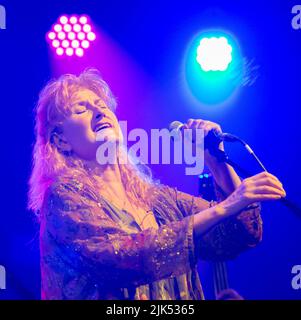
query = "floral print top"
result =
(40, 176, 262, 300)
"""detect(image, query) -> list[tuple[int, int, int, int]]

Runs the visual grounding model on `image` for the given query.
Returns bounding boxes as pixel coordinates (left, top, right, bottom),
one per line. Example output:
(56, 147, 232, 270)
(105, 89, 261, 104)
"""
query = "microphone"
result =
(169, 121, 239, 144)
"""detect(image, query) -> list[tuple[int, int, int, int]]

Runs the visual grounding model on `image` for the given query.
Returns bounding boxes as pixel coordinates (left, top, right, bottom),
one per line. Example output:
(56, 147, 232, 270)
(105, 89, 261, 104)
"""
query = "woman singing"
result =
(28, 69, 285, 300)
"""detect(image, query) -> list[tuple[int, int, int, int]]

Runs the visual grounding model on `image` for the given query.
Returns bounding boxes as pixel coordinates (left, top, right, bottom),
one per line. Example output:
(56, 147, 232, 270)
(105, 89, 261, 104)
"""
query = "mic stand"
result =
(208, 146, 301, 219)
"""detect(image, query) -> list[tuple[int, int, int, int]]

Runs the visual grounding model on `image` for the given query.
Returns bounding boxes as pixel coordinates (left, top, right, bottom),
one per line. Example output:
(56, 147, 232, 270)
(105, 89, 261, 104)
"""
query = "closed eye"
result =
(75, 109, 87, 114)
(72, 105, 87, 114)
(72, 106, 88, 114)
(72, 102, 88, 114)
(71, 99, 106, 114)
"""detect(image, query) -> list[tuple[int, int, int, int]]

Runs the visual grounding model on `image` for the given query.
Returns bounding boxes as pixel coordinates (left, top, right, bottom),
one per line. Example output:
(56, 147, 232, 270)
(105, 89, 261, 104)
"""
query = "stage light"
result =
(184, 30, 243, 106)
(54, 24, 62, 32)
(57, 32, 66, 40)
(52, 40, 60, 48)
(81, 40, 90, 49)
(69, 16, 77, 24)
(66, 48, 74, 56)
(77, 32, 86, 40)
(71, 40, 80, 48)
(73, 24, 81, 32)
(56, 48, 64, 56)
(75, 48, 84, 57)
(62, 40, 69, 48)
(87, 32, 96, 41)
(79, 16, 88, 25)
(63, 24, 72, 32)
(196, 37, 232, 72)
(47, 14, 96, 57)
(67, 32, 76, 40)
(83, 24, 91, 33)
(47, 32, 56, 40)
(59, 16, 68, 24)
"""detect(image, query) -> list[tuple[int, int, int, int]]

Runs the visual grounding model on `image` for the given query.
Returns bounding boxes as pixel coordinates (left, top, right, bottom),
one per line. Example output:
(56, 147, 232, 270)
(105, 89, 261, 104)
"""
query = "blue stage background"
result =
(0, 0, 300, 299)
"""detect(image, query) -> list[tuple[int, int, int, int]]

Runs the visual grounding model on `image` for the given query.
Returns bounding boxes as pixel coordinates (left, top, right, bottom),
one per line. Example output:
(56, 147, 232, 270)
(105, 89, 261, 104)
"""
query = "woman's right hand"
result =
(219, 171, 286, 217)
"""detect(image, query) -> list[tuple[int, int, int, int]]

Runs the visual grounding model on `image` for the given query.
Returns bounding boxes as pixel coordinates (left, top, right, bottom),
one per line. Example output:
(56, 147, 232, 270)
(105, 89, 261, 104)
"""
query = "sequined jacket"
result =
(40, 176, 262, 300)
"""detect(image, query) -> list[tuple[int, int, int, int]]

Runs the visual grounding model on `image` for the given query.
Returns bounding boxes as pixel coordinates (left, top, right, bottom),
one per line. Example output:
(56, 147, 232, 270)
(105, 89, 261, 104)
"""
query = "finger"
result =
(248, 179, 286, 196)
(187, 118, 207, 129)
(268, 173, 284, 187)
(203, 122, 222, 136)
(264, 172, 283, 186)
(187, 119, 195, 128)
(181, 124, 194, 142)
(203, 121, 221, 131)
(181, 124, 188, 130)
(248, 194, 283, 202)
(252, 176, 283, 188)
(191, 119, 204, 129)
(249, 171, 283, 186)
(250, 186, 286, 197)
(245, 172, 284, 190)
(253, 177, 285, 194)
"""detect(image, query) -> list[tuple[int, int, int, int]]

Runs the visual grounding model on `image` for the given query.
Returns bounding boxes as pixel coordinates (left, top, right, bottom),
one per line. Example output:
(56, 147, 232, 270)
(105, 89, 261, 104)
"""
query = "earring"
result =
(50, 129, 73, 157)
(62, 149, 73, 157)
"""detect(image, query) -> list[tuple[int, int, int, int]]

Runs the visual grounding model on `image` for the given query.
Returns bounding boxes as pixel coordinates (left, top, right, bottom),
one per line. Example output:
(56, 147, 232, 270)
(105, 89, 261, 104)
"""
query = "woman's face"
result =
(61, 88, 121, 161)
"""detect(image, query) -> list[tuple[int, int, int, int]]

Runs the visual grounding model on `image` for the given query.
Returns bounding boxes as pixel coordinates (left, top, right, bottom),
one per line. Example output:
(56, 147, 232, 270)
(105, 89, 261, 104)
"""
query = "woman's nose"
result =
(95, 112, 103, 120)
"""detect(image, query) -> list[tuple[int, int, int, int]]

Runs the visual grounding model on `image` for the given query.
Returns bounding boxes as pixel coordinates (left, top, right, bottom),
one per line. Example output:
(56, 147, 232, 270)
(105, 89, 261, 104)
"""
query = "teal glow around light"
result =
(196, 37, 233, 72)
(184, 30, 243, 106)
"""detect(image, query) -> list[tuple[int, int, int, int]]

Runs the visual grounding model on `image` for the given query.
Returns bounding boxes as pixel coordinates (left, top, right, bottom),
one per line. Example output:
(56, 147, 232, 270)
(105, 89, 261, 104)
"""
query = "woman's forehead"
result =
(71, 88, 100, 103)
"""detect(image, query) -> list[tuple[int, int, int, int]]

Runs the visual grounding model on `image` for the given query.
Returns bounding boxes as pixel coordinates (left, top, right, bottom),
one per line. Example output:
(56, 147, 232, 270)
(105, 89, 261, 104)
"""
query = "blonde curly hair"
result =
(28, 68, 157, 217)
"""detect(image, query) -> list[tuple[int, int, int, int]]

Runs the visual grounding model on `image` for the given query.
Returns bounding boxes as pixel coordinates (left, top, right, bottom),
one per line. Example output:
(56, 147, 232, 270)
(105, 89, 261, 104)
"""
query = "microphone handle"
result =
(178, 125, 223, 147)
(204, 130, 223, 150)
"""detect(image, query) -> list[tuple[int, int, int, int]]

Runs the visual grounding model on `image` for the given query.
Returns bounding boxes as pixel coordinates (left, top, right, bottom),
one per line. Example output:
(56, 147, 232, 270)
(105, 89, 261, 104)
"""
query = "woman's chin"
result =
(95, 128, 123, 146)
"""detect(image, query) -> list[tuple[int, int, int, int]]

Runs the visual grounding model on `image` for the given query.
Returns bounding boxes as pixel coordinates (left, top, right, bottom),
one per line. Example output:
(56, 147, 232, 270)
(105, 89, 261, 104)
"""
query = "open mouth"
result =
(94, 122, 112, 132)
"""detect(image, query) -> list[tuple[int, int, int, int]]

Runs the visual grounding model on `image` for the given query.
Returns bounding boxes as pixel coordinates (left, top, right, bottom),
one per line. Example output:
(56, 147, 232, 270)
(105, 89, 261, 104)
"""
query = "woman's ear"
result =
(51, 129, 73, 155)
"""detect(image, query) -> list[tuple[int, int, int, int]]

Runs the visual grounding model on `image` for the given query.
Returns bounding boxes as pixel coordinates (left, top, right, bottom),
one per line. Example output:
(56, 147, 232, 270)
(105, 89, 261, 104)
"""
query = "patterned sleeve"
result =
(174, 187, 263, 261)
(42, 179, 198, 289)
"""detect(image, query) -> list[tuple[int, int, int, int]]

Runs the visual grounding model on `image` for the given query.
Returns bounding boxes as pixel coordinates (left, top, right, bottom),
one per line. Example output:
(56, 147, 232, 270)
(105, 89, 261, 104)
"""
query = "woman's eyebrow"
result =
(94, 98, 102, 104)
(71, 100, 87, 106)
(94, 98, 107, 107)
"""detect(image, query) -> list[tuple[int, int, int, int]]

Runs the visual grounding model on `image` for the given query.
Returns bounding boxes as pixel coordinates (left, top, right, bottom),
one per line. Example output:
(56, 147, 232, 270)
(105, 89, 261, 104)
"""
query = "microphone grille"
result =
(169, 121, 183, 131)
